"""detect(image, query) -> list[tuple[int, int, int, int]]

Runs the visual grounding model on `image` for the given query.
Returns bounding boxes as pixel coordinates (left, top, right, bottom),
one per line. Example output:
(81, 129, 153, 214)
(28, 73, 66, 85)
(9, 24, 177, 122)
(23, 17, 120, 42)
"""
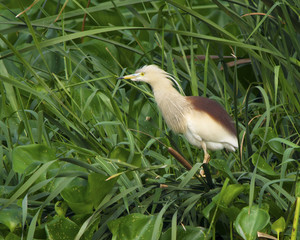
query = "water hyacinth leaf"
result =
(88, 172, 118, 208)
(61, 172, 118, 214)
(0, 207, 22, 232)
(234, 205, 270, 240)
(161, 226, 212, 240)
(108, 213, 159, 240)
(60, 178, 93, 214)
(216, 184, 245, 220)
(203, 184, 245, 220)
(46, 216, 80, 240)
(253, 127, 284, 154)
(218, 184, 245, 207)
(271, 216, 285, 235)
(251, 153, 278, 176)
(12, 144, 56, 174)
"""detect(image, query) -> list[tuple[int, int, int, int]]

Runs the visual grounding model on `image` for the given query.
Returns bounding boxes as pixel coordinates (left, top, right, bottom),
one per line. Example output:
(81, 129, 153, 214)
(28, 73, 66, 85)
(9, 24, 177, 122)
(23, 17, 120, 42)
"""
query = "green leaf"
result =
(3, 232, 20, 240)
(209, 159, 236, 183)
(3, 160, 57, 210)
(88, 172, 118, 208)
(81, 39, 119, 74)
(161, 226, 212, 240)
(110, 147, 141, 179)
(71, 214, 101, 240)
(219, 184, 245, 207)
(0, 207, 22, 232)
(60, 178, 93, 214)
(55, 201, 68, 217)
(46, 216, 80, 240)
(271, 216, 285, 235)
(253, 127, 284, 154)
(268, 138, 300, 150)
(108, 213, 159, 240)
(234, 205, 270, 240)
(217, 184, 245, 220)
(220, 206, 241, 221)
(202, 201, 216, 220)
(12, 144, 56, 174)
(178, 163, 202, 188)
(251, 153, 278, 176)
(61, 172, 117, 214)
(203, 184, 244, 220)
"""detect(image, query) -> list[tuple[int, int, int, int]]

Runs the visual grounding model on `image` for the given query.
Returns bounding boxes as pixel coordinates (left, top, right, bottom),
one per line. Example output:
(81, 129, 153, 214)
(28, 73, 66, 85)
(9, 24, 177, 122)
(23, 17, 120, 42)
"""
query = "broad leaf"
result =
(108, 213, 160, 240)
(0, 207, 22, 232)
(234, 205, 270, 240)
(203, 184, 244, 220)
(46, 216, 79, 240)
(12, 144, 56, 174)
(61, 173, 117, 214)
(218, 184, 245, 207)
(271, 216, 285, 235)
(88, 172, 118, 207)
(253, 127, 284, 154)
(252, 153, 278, 176)
(60, 178, 93, 214)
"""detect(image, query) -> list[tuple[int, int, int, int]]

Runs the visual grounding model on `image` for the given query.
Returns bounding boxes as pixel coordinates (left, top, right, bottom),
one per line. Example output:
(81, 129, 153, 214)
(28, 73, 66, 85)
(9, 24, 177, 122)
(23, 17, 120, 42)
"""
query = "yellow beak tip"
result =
(118, 75, 132, 80)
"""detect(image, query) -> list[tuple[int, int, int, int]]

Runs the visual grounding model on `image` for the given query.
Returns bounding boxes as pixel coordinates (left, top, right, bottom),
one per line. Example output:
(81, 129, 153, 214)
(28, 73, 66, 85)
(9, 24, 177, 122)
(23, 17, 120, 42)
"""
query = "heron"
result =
(119, 65, 238, 174)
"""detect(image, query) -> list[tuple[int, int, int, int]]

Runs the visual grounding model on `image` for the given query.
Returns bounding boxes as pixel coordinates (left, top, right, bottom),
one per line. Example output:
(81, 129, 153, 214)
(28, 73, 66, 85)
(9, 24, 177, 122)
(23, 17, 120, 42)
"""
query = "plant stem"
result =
(291, 197, 300, 240)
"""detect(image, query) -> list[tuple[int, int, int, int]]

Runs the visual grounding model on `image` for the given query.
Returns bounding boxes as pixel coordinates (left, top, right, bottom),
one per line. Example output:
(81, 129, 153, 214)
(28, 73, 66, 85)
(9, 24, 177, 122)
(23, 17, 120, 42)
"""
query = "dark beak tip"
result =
(117, 77, 124, 80)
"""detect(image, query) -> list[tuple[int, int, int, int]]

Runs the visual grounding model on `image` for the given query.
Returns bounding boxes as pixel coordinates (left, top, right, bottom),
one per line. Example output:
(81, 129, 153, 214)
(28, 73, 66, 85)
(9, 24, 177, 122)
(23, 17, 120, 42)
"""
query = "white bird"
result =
(119, 65, 238, 167)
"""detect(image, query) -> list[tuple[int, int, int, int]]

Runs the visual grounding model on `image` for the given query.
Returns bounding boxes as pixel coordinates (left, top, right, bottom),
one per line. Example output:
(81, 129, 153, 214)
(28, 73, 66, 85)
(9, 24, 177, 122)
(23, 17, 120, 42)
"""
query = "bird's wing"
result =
(184, 96, 238, 149)
(186, 96, 236, 136)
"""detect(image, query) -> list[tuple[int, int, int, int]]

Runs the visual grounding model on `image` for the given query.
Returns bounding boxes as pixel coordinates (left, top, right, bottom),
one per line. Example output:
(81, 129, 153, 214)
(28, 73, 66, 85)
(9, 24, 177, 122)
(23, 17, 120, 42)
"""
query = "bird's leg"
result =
(200, 142, 210, 164)
(204, 152, 211, 164)
(199, 142, 207, 177)
(200, 168, 206, 177)
(199, 141, 214, 187)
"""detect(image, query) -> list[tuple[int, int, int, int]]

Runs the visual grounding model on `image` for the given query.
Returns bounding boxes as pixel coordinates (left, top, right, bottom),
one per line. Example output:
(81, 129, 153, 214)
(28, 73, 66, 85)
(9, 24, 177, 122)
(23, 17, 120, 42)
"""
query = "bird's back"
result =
(185, 96, 238, 151)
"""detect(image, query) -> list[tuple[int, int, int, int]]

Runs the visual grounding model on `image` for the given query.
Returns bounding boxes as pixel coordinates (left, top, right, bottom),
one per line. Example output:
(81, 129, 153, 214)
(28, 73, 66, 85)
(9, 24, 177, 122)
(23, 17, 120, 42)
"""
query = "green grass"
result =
(0, 0, 299, 239)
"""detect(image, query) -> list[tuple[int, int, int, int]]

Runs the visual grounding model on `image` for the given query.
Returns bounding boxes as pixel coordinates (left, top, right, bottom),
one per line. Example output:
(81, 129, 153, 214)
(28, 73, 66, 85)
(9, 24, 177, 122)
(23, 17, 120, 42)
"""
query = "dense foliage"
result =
(0, 0, 299, 239)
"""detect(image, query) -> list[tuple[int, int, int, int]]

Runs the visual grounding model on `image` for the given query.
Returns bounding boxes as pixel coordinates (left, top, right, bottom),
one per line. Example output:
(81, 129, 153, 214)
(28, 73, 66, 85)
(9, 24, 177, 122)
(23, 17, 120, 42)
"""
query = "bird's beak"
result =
(117, 73, 139, 81)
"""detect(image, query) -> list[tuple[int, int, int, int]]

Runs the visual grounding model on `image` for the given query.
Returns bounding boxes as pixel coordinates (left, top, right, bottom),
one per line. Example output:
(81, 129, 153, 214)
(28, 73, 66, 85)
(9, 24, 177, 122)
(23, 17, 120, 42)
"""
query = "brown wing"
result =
(186, 96, 236, 136)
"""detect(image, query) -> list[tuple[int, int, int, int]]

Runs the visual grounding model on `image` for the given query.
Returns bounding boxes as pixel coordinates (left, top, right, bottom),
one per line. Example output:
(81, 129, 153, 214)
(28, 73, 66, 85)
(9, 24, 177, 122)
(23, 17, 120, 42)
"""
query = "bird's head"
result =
(119, 65, 171, 86)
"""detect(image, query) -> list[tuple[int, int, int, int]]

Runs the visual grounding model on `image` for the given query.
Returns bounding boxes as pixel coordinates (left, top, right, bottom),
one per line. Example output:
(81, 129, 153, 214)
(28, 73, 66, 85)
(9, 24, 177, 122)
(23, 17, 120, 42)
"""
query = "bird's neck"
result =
(151, 83, 190, 133)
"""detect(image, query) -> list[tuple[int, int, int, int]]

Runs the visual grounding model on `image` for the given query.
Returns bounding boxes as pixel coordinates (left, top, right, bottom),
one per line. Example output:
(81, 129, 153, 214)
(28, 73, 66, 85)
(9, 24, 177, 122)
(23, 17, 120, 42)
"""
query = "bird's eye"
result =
(140, 72, 145, 76)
